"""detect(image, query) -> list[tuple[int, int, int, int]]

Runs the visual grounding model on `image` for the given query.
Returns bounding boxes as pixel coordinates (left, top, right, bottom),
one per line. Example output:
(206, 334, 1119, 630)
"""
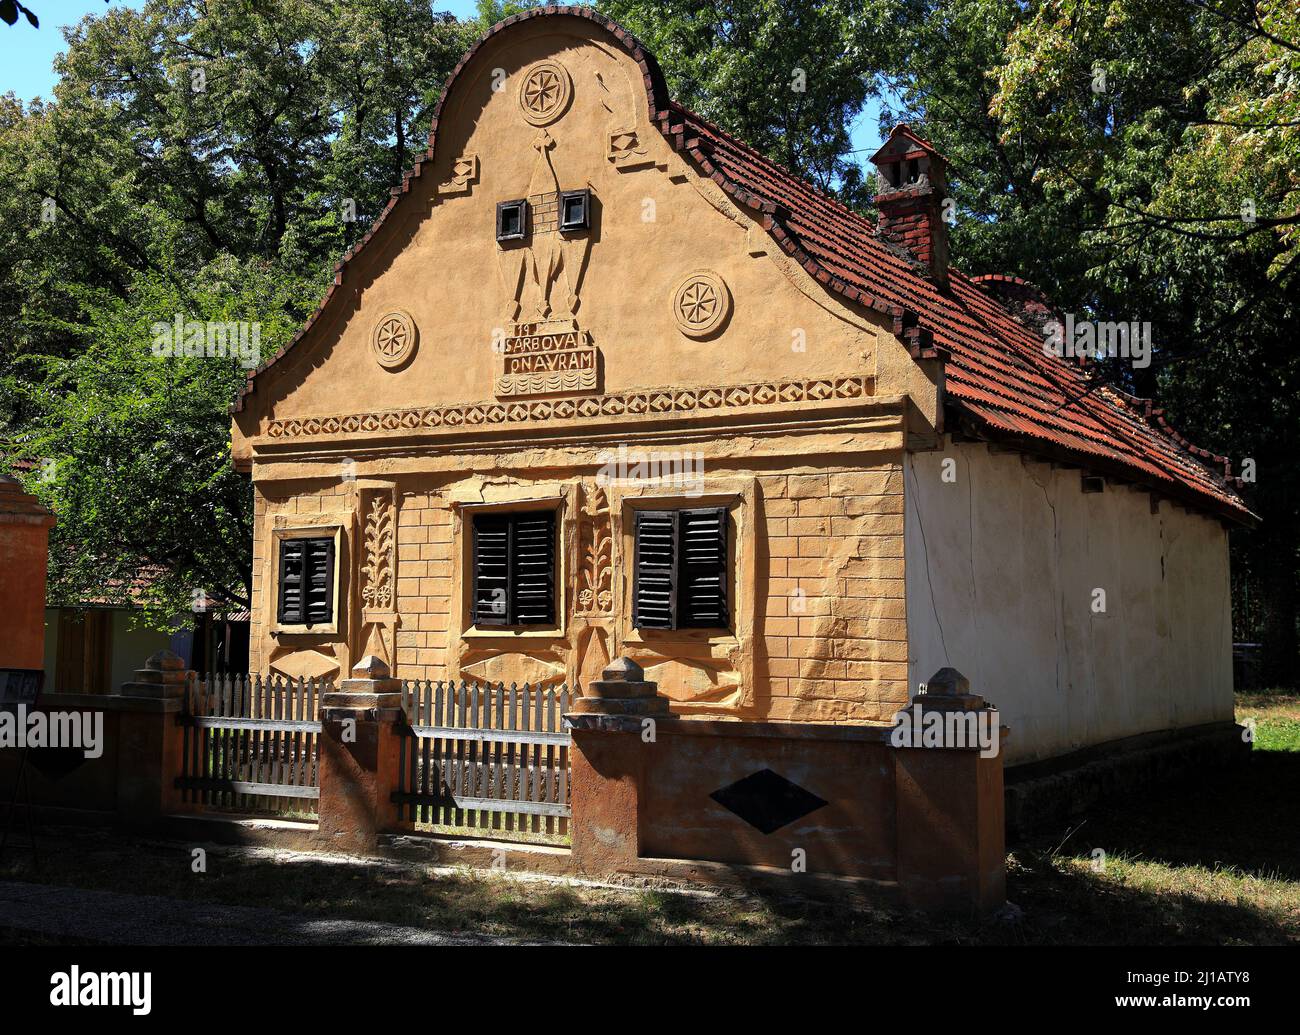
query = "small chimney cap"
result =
(868, 124, 948, 168)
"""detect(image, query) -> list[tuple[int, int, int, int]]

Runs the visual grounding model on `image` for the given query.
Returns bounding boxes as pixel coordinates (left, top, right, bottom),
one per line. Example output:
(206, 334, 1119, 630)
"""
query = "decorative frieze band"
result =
(495, 366, 599, 397)
(264, 374, 876, 441)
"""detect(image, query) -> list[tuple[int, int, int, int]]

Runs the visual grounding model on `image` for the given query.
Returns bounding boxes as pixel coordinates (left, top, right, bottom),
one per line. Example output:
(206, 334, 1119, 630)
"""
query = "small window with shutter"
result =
(471, 510, 557, 627)
(633, 507, 729, 631)
(277, 535, 336, 628)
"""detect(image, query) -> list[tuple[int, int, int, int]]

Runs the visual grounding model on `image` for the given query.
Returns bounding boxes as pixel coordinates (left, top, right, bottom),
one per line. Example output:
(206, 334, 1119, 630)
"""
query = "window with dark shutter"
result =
(278, 539, 305, 624)
(471, 511, 556, 627)
(633, 507, 729, 630)
(511, 513, 556, 624)
(472, 514, 511, 626)
(633, 511, 676, 629)
(679, 508, 728, 627)
(277, 536, 335, 627)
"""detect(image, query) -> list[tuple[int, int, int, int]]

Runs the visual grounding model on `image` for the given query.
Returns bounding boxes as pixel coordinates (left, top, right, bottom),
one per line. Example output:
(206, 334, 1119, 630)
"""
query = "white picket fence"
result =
(393, 680, 573, 840)
(177, 673, 328, 815)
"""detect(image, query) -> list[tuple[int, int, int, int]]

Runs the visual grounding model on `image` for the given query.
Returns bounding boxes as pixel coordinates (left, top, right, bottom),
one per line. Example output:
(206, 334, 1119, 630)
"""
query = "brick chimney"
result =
(870, 125, 950, 289)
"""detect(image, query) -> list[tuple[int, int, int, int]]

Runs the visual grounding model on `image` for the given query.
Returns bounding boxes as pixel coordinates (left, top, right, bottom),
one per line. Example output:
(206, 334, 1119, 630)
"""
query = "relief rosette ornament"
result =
(519, 60, 573, 127)
(371, 310, 418, 370)
(673, 269, 732, 338)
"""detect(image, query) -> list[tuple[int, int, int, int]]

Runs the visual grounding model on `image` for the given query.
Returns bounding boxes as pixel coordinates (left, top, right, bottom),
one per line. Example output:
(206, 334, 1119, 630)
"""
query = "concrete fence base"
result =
(565, 713, 1005, 913)
(0, 658, 188, 830)
(563, 658, 1006, 913)
(316, 655, 411, 855)
(2, 653, 1009, 914)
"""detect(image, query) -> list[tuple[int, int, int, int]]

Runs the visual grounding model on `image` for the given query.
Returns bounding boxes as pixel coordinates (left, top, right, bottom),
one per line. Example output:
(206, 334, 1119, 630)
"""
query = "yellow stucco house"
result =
(229, 7, 1252, 777)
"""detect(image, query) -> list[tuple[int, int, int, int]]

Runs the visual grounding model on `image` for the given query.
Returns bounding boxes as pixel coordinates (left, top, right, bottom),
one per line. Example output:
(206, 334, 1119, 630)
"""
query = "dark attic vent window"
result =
(496, 199, 526, 242)
(559, 189, 590, 232)
(1082, 475, 1106, 494)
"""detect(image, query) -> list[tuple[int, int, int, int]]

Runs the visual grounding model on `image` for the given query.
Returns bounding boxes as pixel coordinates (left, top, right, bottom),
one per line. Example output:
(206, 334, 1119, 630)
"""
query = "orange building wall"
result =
(0, 480, 56, 671)
(244, 452, 909, 725)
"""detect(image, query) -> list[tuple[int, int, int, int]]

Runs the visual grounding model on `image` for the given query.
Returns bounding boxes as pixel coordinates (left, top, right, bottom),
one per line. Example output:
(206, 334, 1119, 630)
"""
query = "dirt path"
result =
(0, 878, 548, 945)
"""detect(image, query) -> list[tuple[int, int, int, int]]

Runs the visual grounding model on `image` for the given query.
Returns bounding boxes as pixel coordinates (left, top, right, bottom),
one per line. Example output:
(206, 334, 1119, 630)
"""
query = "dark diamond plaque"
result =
(27, 745, 89, 781)
(709, 768, 828, 834)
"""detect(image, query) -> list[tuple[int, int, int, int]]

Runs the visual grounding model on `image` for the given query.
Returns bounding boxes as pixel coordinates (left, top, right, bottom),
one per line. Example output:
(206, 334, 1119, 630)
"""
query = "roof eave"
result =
(949, 401, 1259, 529)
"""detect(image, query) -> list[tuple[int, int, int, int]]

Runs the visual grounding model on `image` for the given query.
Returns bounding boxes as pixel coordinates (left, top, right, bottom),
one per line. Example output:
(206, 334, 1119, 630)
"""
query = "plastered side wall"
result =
(905, 439, 1234, 765)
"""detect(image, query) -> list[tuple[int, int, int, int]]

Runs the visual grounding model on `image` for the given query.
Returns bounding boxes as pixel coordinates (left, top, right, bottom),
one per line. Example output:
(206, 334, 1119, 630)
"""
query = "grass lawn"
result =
(1, 691, 1296, 945)
(1002, 689, 1300, 946)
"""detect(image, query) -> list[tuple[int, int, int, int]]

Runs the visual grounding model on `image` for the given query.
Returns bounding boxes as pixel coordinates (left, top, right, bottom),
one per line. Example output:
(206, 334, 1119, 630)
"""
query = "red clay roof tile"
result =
(671, 102, 1252, 524)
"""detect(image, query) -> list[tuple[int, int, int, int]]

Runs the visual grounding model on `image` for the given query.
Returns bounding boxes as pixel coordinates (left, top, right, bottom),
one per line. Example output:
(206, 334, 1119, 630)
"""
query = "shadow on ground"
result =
(1003, 744, 1300, 946)
(1048, 749, 1300, 880)
(1, 738, 1295, 945)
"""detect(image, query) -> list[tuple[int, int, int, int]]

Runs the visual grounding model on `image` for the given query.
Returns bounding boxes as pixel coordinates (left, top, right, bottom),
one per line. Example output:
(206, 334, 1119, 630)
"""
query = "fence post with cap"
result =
(316, 654, 411, 854)
(565, 657, 669, 875)
(115, 649, 192, 825)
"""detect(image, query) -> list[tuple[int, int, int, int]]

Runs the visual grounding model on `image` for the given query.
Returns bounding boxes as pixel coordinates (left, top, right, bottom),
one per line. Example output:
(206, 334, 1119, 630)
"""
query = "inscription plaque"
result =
(495, 322, 598, 397)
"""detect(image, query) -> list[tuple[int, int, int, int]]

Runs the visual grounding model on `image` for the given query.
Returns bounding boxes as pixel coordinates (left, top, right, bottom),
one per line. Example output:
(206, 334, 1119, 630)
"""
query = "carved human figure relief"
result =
(491, 102, 597, 398)
(519, 131, 585, 323)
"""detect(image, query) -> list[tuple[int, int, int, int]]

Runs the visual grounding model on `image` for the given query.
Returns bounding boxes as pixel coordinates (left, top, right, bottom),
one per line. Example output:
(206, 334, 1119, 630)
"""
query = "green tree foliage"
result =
(981, 0, 1299, 678)
(874, 0, 1098, 297)
(596, 0, 890, 208)
(1, 0, 475, 621)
